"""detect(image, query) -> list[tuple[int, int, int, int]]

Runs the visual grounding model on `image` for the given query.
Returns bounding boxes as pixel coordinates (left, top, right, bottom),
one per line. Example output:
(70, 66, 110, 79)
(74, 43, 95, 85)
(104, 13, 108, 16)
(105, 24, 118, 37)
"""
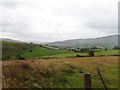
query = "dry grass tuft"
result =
(2, 56, 118, 88)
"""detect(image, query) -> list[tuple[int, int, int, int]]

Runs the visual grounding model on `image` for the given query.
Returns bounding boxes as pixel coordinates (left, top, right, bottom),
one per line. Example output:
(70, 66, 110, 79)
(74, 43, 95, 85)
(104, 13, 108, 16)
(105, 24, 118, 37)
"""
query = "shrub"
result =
(39, 45, 43, 47)
(113, 46, 120, 50)
(2, 56, 10, 60)
(105, 48, 108, 51)
(88, 51, 94, 57)
(30, 42, 33, 44)
(76, 54, 82, 57)
(80, 48, 89, 52)
(29, 49, 32, 52)
(15, 55, 25, 60)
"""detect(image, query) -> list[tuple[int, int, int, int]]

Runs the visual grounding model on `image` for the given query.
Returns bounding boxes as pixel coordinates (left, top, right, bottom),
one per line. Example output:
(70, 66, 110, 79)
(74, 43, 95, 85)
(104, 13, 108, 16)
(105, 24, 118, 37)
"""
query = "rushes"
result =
(2, 57, 118, 88)
(3, 61, 31, 78)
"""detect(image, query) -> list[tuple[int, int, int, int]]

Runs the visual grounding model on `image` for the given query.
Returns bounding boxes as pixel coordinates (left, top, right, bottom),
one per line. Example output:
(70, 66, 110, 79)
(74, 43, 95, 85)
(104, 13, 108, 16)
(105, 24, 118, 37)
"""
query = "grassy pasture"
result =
(2, 41, 119, 60)
(22, 47, 70, 58)
(2, 56, 118, 88)
(2, 41, 72, 60)
(35, 50, 119, 59)
(95, 50, 119, 56)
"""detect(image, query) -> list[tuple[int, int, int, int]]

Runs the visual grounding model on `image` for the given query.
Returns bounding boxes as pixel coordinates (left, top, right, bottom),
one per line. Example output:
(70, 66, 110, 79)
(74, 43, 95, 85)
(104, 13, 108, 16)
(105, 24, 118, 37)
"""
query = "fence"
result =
(84, 71, 107, 90)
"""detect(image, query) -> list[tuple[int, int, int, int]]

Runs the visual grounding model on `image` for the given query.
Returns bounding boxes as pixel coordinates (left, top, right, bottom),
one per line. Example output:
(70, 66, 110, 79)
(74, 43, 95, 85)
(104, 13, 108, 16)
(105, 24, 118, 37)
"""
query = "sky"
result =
(0, 0, 119, 42)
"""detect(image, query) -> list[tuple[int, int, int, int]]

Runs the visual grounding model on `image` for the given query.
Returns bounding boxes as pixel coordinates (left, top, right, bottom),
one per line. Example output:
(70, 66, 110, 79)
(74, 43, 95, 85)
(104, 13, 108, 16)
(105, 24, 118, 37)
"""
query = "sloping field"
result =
(22, 47, 70, 58)
(95, 50, 119, 56)
(2, 56, 118, 88)
(2, 41, 34, 59)
(2, 41, 70, 60)
(2, 41, 119, 60)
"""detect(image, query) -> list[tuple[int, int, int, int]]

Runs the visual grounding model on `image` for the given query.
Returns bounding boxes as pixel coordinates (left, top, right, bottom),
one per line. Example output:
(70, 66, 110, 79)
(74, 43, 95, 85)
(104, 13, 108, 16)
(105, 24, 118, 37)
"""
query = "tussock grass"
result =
(2, 56, 118, 88)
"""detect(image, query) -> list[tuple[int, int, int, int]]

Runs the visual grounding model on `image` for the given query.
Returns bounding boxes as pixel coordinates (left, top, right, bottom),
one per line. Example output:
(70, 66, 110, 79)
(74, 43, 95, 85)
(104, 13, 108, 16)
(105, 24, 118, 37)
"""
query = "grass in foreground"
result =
(2, 56, 118, 88)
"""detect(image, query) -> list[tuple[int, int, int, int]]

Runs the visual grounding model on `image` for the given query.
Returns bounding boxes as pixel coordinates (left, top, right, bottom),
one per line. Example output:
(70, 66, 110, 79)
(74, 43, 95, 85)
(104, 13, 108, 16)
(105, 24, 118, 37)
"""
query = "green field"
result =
(22, 47, 70, 58)
(51, 50, 119, 58)
(2, 41, 72, 60)
(2, 41, 120, 60)
(34, 50, 119, 59)
(95, 50, 119, 56)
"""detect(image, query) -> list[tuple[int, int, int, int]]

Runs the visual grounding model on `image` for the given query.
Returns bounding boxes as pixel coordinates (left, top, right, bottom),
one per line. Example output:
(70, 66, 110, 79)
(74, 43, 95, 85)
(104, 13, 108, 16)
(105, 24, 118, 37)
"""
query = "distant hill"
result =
(47, 35, 119, 48)
(0, 38, 23, 43)
(1, 34, 119, 49)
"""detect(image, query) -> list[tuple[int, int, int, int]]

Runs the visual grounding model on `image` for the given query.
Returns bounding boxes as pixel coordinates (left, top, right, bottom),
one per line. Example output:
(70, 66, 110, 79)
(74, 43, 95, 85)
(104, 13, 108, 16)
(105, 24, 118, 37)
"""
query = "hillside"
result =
(47, 35, 119, 48)
(22, 47, 70, 58)
(2, 41, 34, 60)
(1, 41, 70, 60)
(0, 38, 23, 43)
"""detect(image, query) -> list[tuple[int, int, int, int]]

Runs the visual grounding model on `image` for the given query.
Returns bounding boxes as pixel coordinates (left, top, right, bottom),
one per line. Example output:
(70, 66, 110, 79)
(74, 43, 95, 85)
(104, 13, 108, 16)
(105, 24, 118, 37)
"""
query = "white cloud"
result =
(0, 0, 119, 42)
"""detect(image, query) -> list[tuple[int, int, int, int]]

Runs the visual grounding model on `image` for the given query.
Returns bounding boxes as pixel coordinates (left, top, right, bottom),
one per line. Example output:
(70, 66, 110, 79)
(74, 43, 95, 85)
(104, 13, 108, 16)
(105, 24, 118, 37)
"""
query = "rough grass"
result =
(2, 56, 118, 88)
(2, 41, 34, 59)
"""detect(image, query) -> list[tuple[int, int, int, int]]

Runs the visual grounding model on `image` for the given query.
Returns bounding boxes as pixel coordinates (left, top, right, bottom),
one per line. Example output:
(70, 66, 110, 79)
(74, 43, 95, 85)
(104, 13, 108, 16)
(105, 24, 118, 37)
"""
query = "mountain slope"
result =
(0, 38, 23, 43)
(48, 35, 119, 48)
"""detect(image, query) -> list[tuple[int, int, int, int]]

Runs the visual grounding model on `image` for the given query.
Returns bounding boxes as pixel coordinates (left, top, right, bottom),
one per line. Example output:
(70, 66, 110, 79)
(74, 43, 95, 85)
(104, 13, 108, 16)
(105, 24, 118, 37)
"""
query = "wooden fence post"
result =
(84, 73, 92, 90)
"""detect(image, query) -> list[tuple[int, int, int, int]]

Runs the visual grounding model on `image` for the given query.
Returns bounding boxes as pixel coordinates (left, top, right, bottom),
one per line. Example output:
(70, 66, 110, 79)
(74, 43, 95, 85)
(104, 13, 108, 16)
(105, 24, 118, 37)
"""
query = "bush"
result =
(80, 48, 89, 52)
(15, 55, 25, 60)
(105, 48, 108, 51)
(39, 45, 43, 47)
(76, 54, 82, 57)
(113, 46, 120, 50)
(29, 49, 32, 52)
(88, 51, 94, 57)
(30, 42, 33, 44)
(2, 56, 10, 60)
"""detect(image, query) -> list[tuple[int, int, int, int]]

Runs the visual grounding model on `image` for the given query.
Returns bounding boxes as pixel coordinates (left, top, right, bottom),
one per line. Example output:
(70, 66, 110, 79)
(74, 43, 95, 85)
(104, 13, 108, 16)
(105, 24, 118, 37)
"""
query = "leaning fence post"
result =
(84, 73, 92, 90)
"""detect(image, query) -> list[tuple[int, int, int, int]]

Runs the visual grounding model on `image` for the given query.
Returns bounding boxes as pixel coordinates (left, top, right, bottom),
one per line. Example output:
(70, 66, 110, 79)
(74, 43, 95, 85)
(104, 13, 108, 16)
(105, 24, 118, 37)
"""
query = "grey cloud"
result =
(1, 1, 17, 8)
(1, 0, 119, 42)
(50, 0, 118, 33)
(83, 8, 118, 34)
(86, 20, 117, 31)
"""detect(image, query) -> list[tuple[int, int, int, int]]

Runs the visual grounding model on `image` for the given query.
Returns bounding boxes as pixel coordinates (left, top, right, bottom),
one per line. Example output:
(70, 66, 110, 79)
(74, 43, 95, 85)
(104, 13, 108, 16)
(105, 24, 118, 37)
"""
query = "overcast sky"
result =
(0, 0, 119, 42)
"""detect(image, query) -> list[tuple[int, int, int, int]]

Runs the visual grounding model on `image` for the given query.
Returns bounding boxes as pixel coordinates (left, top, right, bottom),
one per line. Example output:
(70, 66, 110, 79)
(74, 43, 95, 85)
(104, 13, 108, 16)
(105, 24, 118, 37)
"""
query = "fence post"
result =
(84, 73, 92, 90)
